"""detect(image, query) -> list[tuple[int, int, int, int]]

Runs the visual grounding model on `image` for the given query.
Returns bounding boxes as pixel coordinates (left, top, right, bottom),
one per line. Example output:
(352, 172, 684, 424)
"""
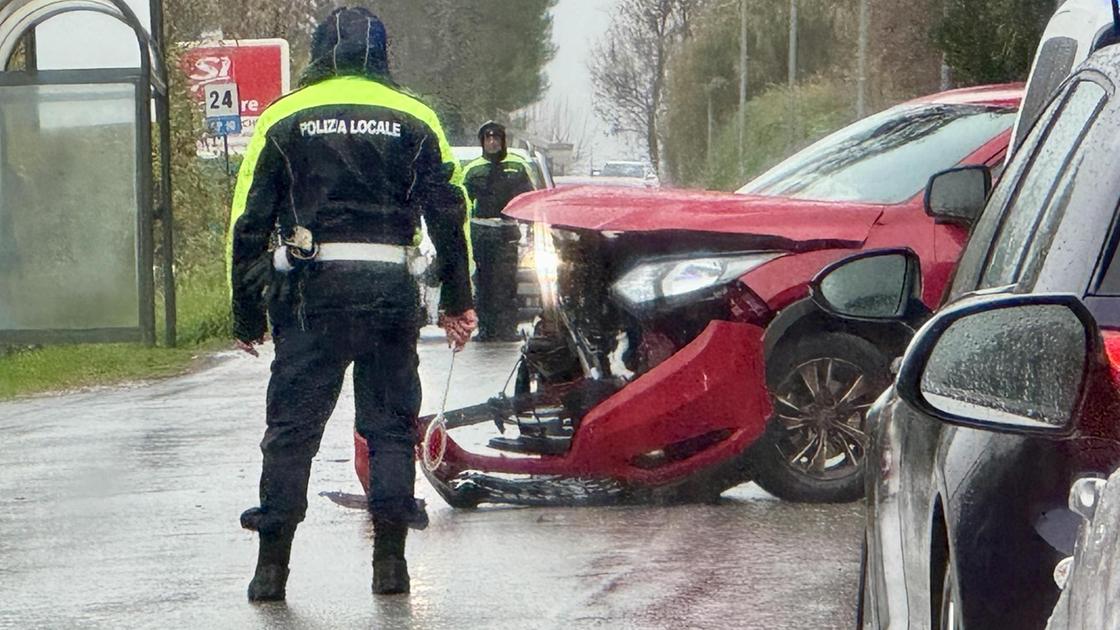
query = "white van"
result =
(1012, 0, 1118, 154)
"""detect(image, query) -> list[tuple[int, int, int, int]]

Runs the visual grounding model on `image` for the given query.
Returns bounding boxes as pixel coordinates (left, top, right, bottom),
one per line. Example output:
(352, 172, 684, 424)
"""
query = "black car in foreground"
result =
(812, 45, 1120, 629)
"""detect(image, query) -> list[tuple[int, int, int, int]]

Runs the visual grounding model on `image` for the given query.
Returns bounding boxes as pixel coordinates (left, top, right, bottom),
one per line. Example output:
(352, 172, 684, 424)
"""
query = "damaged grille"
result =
(552, 229, 624, 369)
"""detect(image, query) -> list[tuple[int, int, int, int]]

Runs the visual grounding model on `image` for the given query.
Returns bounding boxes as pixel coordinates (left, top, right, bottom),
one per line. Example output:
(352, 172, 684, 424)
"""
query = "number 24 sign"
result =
(204, 82, 240, 118)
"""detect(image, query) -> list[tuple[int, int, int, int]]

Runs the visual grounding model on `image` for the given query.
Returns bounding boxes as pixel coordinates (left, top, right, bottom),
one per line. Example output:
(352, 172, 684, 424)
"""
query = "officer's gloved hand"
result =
(439, 309, 478, 352)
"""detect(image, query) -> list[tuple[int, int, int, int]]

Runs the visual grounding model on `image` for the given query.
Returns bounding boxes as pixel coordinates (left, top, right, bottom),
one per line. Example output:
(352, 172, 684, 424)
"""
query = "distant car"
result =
(855, 48, 1120, 630)
(599, 160, 651, 178)
(578, 160, 660, 188)
(556, 174, 659, 189)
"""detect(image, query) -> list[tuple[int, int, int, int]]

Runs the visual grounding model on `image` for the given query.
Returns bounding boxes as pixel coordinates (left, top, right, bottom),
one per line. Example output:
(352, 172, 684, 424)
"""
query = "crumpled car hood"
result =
(503, 186, 884, 249)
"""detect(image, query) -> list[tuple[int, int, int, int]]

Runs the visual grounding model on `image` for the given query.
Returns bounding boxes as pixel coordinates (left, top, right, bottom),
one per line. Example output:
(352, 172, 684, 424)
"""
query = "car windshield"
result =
(601, 162, 646, 177)
(737, 103, 1015, 204)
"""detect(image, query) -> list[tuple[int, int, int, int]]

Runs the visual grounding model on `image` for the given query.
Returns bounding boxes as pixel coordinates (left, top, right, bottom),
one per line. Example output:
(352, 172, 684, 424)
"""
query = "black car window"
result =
(1013, 37, 1078, 152)
(945, 87, 1068, 302)
(978, 82, 1106, 290)
(1017, 168, 1083, 290)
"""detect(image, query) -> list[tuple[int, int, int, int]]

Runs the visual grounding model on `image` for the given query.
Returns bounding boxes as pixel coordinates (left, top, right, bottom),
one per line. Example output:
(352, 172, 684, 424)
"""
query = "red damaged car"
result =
(355, 84, 1023, 507)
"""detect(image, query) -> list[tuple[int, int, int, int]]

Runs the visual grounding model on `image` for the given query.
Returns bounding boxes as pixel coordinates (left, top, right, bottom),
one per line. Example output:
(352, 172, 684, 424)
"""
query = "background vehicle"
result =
(598, 160, 651, 179)
(1012, 0, 1116, 155)
(452, 145, 555, 189)
(857, 49, 1120, 629)
(584, 160, 659, 188)
(356, 85, 1023, 508)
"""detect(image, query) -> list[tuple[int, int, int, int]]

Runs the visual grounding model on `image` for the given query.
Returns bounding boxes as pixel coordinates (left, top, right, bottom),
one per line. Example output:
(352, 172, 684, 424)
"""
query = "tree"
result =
(363, 1, 557, 140)
(165, 0, 557, 140)
(589, 0, 697, 173)
(934, 0, 1053, 85)
(511, 97, 596, 170)
(661, 0, 855, 186)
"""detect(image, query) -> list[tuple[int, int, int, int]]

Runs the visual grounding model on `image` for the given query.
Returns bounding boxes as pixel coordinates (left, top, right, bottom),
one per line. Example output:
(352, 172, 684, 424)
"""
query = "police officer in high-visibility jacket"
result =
(228, 7, 477, 601)
(462, 122, 535, 341)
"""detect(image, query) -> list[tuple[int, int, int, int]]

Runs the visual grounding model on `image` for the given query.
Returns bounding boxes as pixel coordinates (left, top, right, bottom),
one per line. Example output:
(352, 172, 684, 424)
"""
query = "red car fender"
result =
(739, 248, 859, 312)
(354, 321, 772, 492)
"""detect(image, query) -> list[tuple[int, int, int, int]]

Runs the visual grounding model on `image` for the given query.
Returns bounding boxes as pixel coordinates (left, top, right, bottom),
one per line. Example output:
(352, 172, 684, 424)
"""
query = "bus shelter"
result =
(0, 0, 175, 346)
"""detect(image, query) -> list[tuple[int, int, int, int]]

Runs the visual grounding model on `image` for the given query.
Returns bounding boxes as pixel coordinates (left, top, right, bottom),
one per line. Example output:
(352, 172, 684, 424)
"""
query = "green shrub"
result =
(700, 78, 856, 191)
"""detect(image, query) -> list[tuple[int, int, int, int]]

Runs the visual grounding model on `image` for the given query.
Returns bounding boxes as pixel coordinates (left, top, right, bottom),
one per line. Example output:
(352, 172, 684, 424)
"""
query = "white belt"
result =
(470, 217, 517, 228)
(273, 243, 411, 272)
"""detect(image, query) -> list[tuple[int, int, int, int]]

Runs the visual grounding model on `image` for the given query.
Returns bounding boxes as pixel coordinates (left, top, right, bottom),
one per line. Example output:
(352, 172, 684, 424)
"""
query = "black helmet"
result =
(478, 120, 506, 142)
(478, 121, 507, 161)
(301, 7, 391, 87)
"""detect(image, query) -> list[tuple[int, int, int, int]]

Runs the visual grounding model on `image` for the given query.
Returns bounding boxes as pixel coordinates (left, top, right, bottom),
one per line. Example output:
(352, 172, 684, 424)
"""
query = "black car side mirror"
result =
(895, 294, 1102, 436)
(810, 249, 927, 321)
(925, 165, 992, 226)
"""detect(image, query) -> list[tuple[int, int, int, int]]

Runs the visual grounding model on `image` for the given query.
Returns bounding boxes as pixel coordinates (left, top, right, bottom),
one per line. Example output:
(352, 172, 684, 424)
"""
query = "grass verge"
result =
(0, 343, 214, 400)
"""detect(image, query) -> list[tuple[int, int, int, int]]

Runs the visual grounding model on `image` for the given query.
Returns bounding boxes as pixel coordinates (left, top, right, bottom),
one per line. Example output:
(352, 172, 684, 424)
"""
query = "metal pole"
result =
(788, 0, 798, 88)
(707, 89, 714, 163)
(856, 0, 869, 117)
(151, 0, 177, 347)
(940, 0, 952, 90)
(788, 0, 798, 147)
(224, 134, 231, 176)
(739, 0, 748, 176)
(25, 28, 36, 71)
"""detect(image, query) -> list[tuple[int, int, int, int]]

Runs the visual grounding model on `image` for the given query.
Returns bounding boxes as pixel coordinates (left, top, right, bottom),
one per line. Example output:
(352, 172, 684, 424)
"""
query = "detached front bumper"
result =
(355, 320, 774, 505)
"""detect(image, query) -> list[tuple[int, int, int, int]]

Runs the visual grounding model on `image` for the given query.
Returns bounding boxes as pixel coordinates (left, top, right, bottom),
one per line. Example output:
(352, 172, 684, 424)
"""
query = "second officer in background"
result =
(463, 121, 535, 342)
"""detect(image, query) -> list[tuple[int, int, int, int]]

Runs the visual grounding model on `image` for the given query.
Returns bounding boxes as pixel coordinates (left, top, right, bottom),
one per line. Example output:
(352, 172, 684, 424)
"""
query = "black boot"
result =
(243, 509, 296, 603)
(372, 523, 409, 595)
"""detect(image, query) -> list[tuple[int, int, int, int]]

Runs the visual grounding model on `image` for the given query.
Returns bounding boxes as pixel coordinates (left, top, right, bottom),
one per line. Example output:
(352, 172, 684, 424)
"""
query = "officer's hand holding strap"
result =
(439, 309, 479, 352)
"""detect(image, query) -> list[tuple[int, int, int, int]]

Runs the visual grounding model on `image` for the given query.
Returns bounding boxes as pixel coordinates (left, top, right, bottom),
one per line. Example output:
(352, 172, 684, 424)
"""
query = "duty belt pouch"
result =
(275, 226, 318, 273)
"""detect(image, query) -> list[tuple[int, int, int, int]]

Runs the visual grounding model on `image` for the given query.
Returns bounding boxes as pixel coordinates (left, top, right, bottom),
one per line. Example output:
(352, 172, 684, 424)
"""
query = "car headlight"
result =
(533, 224, 562, 307)
(612, 253, 782, 309)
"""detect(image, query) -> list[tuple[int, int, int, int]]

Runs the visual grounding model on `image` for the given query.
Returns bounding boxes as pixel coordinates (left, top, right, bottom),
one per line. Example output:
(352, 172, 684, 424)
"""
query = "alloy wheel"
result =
(771, 357, 875, 482)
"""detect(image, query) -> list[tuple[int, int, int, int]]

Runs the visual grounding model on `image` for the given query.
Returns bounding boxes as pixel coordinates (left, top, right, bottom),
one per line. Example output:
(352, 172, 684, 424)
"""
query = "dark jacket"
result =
(463, 154, 536, 221)
(228, 15, 471, 342)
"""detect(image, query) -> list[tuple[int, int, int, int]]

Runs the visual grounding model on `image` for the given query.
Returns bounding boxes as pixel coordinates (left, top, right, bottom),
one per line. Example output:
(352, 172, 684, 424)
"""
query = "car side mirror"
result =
(810, 249, 924, 320)
(924, 165, 992, 226)
(895, 294, 1100, 435)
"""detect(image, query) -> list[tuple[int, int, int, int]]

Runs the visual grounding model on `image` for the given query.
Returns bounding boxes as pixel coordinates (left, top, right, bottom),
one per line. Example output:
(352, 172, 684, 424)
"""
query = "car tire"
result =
(750, 332, 890, 503)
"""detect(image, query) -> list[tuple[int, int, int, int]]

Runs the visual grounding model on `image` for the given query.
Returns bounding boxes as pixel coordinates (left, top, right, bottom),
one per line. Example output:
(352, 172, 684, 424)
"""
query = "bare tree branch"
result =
(588, 0, 695, 173)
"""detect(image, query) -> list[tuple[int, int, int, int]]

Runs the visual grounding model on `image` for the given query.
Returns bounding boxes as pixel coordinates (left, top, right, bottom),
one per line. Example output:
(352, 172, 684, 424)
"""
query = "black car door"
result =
(935, 76, 1111, 627)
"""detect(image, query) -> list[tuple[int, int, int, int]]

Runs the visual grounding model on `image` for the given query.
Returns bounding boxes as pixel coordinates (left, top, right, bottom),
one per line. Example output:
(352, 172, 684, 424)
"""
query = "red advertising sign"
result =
(179, 38, 291, 154)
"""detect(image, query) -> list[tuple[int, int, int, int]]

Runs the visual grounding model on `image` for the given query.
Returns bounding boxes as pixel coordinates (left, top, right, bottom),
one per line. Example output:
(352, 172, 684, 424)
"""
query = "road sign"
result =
(207, 116, 243, 136)
(180, 38, 291, 153)
(204, 82, 240, 117)
(204, 82, 242, 136)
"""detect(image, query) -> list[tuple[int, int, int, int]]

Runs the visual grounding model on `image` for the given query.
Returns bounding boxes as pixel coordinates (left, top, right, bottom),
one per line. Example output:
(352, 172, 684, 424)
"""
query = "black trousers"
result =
(471, 224, 519, 339)
(254, 310, 424, 531)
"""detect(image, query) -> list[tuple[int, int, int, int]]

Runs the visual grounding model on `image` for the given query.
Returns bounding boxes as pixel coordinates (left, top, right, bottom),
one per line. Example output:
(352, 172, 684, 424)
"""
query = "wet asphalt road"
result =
(0, 334, 863, 629)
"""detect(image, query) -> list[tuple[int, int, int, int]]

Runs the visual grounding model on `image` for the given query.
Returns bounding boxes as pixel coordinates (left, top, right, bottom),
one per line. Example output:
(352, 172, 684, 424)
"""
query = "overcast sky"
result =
(544, 0, 636, 168)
